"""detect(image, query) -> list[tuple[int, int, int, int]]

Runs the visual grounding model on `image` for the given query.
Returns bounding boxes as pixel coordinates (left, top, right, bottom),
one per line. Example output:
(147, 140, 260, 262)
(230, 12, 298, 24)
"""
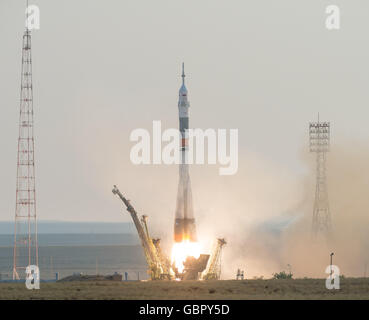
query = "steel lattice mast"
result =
(309, 115, 332, 238)
(13, 4, 38, 280)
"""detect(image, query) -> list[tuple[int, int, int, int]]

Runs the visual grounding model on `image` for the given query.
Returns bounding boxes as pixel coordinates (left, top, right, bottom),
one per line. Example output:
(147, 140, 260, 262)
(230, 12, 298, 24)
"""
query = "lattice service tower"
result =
(309, 116, 332, 238)
(13, 7, 38, 280)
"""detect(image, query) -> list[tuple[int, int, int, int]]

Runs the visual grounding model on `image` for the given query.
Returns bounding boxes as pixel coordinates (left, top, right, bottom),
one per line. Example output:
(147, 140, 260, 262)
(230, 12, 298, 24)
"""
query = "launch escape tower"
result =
(174, 63, 197, 243)
(13, 5, 38, 279)
(309, 116, 332, 239)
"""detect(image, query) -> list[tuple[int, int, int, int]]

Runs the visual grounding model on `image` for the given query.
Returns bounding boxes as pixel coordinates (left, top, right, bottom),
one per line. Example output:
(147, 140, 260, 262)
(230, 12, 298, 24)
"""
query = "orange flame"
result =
(171, 240, 201, 273)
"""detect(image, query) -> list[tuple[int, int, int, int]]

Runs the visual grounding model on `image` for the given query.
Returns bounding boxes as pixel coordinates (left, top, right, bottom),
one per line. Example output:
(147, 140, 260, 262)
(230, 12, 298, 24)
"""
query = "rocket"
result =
(174, 63, 197, 243)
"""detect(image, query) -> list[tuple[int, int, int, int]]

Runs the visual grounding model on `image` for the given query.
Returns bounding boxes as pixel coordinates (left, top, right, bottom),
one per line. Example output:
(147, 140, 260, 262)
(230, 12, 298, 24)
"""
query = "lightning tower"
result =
(174, 63, 197, 243)
(13, 2, 38, 279)
(309, 115, 332, 238)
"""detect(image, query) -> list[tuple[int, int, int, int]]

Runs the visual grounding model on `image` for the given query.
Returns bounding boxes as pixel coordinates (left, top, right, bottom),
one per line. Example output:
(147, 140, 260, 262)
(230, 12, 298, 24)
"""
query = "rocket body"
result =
(174, 64, 197, 243)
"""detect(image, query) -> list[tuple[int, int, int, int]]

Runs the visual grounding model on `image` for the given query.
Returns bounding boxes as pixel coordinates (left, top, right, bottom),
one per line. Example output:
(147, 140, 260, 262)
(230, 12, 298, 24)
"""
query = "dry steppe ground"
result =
(0, 278, 368, 300)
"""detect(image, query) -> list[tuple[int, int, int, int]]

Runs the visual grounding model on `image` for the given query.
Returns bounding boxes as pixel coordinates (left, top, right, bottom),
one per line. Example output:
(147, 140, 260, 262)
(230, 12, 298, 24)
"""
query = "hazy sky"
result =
(1, 1, 369, 229)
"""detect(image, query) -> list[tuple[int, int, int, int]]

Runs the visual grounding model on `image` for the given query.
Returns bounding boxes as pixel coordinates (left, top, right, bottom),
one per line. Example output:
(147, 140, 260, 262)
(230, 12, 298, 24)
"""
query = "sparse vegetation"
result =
(0, 278, 368, 300)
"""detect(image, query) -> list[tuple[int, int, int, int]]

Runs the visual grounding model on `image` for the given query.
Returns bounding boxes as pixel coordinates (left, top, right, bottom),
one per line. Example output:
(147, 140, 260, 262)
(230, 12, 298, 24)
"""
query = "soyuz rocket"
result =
(174, 63, 197, 243)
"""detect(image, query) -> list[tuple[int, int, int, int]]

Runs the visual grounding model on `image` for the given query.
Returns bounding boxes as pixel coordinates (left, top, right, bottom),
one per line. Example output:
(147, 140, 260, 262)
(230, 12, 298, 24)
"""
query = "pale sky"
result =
(1, 0, 369, 234)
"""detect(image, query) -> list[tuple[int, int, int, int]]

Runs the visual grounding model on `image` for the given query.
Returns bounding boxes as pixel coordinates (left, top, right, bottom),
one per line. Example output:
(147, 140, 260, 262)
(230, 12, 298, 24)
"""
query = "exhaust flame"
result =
(171, 240, 201, 273)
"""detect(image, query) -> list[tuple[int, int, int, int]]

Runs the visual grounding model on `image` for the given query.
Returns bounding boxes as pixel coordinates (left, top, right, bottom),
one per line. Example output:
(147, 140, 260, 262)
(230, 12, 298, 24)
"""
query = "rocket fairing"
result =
(174, 63, 197, 243)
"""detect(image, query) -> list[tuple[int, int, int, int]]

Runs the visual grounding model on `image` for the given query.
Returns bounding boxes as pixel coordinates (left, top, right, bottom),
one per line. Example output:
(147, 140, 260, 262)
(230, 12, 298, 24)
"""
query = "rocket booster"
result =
(174, 63, 197, 243)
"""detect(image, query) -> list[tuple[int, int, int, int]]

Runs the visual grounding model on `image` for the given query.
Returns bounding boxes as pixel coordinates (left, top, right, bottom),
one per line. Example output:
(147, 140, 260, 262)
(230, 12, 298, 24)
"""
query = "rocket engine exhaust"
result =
(174, 218, 197, 242)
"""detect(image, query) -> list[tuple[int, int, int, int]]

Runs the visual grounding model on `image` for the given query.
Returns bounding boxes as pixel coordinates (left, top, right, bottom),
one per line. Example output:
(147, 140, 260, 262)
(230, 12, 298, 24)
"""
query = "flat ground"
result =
(0, 278, 368, 300)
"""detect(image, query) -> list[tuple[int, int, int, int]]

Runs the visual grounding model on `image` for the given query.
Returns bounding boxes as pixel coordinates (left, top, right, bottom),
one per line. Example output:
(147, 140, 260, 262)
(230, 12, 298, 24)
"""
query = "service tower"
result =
(13, 2, 39, 279)
(309, 115, 332, 238)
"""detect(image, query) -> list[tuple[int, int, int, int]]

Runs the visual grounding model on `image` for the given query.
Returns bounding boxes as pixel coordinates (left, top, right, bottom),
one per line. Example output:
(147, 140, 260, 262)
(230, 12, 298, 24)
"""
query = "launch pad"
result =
(112, 185, 225, 281)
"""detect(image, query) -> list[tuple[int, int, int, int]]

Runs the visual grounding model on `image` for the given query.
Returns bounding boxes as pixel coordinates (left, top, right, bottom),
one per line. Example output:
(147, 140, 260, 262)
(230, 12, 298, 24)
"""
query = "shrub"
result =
(272, 271, 293, 279)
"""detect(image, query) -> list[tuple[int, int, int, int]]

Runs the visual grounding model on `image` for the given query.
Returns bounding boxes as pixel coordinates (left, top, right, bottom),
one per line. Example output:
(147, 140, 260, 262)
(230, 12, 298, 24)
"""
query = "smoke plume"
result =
(195, 139, 369, 279)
